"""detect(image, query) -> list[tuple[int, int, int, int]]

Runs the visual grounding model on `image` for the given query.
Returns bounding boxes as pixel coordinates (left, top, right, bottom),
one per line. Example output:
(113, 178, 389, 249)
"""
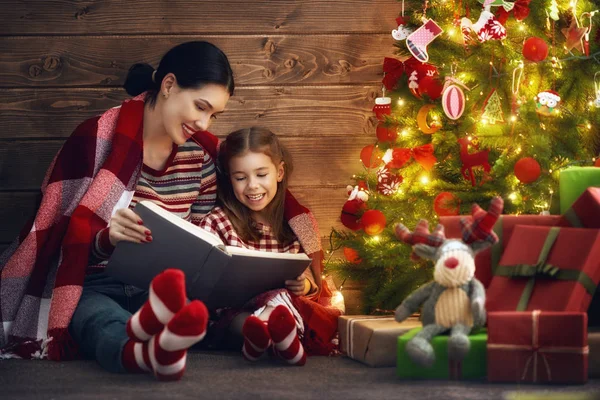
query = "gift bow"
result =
(493, 227, 597, 311)
(382, 57, 421, 91)
(387, 144, 436, 171)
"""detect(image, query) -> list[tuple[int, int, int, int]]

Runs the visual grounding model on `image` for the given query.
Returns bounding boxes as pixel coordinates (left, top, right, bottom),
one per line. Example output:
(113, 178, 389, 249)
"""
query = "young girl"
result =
(199, 127, 342, 365)
(0, 42, 321, 381)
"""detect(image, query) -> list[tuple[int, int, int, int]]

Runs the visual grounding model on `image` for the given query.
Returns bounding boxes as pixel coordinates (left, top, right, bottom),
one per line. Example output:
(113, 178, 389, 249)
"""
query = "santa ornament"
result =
(392, 16, 413, 41)
(340, 185, 368, 231)
(535, 90, 561, 116)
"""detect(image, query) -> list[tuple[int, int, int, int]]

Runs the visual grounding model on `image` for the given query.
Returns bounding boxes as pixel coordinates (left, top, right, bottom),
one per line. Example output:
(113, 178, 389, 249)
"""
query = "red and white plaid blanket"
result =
(0, 94, 322, 360)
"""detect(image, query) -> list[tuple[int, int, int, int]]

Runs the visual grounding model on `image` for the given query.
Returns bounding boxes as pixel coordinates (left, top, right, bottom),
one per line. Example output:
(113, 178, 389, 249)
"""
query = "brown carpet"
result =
(1, 350, 599, 400)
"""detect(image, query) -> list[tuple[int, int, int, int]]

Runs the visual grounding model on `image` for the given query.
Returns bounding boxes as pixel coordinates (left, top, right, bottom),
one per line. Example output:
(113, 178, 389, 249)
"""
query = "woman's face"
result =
(160, 79, 230, 145)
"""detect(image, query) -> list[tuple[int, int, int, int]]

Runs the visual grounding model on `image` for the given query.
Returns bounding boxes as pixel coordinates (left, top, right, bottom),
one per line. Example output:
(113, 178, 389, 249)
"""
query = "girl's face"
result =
(160, 79, 230, 145)
(228, 151, 284, 220)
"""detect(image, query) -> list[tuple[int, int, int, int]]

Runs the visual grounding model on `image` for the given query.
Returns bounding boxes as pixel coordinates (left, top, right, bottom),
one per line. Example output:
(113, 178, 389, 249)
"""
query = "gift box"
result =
(338, 315, 421, 367)
(440, 215, 561, 288)
(487, 311, 588, 384)
(559, 167, 600, 214)
(558, 187, 600, 229)
(588, 329, 600, 378)
(486, 226, 600, 313)
(397, 328, 487, 380)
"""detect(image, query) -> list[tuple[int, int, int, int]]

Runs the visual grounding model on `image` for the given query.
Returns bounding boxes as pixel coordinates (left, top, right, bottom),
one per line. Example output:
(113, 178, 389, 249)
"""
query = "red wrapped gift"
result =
(487, 311, 588, 384)
(486, 226, 600, 312)
(440, 215, 561, 288)
(558, 187, 600, 229)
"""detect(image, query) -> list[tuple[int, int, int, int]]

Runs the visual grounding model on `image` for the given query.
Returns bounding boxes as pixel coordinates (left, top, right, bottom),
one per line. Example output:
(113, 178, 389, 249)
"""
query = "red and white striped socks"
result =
(242, 316, 271, 361)
(241, 305, 306, 366)
(121, 269, 209, 380)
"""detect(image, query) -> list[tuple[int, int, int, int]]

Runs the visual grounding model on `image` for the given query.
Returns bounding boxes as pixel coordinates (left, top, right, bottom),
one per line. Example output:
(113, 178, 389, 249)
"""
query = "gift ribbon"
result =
(345, 316, 392, 359)
(489, 217, 503, 274)
(493, 227, 597, 311)
(487, 310, 589, 383)
(563, 207, 584, 228)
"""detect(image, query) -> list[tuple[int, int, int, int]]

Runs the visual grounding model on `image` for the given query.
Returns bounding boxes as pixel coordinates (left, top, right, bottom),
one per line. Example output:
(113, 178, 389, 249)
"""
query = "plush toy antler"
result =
(460, 196, 503, 246)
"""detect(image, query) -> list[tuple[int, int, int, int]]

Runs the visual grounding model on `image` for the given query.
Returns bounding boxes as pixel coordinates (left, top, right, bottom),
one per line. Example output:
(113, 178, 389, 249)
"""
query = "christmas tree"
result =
(328, 0, 600, 313)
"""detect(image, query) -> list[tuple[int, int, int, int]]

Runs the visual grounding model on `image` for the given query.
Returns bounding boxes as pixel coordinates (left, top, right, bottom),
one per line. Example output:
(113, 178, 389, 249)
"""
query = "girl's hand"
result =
(108, 208, 152, 246)
(285, 274, 310, 296)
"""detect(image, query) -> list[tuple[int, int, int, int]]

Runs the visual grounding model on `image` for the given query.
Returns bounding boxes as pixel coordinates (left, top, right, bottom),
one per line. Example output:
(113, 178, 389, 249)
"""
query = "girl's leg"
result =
(240, 308, 272, 361)
(268, 305, 306, 366)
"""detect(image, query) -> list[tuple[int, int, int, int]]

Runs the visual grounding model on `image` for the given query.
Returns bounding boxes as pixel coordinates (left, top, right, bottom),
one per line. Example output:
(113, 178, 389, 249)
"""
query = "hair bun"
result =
(123, 63, 156, 96)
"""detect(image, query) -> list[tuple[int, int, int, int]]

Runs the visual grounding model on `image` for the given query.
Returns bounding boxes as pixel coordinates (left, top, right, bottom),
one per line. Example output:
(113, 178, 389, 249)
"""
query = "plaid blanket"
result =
(0, 94, 322, 361)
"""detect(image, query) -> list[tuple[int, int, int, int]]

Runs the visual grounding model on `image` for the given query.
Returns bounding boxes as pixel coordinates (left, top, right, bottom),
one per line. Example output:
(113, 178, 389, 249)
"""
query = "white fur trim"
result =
(149, 286, 175, 325)
(275, 329, 297, 351)
(134, 342, 151, 372)
(129, 312, 152, 341)
(286, 345, 305, 365)
(159, 327, 206, 352)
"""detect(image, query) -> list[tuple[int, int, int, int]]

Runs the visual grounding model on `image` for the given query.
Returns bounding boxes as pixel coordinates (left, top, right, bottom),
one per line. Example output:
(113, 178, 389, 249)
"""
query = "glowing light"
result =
(449, 28, 456, 36)
(420, 175, 430, 185)
(482, 118, 488, 125)
(372, 236, 381, 242)
(549, 189, 554, 194)
(516, 147, 522, 153)
(587, 123, 592, 129)
(590, 101, 594, 107)
(398, 99, 405, 106)
(549, 169, 553, 173)
(511, 115, 517, 122)
(509, 192, 518, 201)
(401, 129, 409, 137)
(519, 24, 525, 31)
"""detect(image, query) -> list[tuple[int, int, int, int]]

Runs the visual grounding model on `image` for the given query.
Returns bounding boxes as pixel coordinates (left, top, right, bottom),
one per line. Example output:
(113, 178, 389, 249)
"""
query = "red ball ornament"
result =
(433, 192, 460, 216)
(418, 75, 444, 100)
(360, 145, 384, 168)
(341, 199, 366, 231)
(376, 124, 398, 142)
(514, 157, 541, 184)
(523, 37, 548, 63)
(343, 247, 362, 264)
(360, 209, 386, 236)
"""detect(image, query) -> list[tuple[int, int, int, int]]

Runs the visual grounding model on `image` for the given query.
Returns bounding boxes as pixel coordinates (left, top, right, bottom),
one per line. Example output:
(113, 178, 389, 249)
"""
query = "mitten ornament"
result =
(406, 19, 443, 62)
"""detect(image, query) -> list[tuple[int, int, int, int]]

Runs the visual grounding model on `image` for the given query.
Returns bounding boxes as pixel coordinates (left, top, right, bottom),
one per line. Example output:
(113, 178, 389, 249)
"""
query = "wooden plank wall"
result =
(0, 0, 399, 313)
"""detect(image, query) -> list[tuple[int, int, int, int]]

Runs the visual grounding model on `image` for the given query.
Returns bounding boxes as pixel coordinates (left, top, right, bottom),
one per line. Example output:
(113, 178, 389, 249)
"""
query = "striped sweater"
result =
(90, 140, 216, 264)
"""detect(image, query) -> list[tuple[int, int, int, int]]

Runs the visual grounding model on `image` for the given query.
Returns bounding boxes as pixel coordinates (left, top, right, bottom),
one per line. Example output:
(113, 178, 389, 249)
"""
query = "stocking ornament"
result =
(406, 19, 443, 62)
(392, 16, 413, 40)
(373, 95, 392, 119)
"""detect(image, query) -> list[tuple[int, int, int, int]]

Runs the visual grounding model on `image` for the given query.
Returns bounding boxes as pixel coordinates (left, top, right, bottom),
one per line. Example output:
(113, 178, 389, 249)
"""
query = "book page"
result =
(225, 245, 310, 261)
(140, 201, 224, 248)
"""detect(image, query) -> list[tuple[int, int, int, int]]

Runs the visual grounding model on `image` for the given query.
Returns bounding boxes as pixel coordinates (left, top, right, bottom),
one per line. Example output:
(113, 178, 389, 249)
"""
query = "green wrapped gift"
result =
(559, 167, 600, 213)
(397, 328, 487, 380)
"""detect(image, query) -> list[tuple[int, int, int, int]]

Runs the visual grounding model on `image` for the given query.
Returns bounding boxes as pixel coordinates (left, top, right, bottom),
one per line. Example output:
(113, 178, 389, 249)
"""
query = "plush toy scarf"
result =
(0, 94, 326, 360)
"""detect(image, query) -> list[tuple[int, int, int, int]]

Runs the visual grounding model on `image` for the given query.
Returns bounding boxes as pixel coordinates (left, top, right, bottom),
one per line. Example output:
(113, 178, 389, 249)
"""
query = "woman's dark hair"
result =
(217, 127, 296, 244)
(123, 41, 234, 105)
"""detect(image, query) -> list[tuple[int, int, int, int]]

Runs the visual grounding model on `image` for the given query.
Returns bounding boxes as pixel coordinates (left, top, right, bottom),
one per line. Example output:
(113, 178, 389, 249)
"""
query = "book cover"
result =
(105, 201, 311, 309)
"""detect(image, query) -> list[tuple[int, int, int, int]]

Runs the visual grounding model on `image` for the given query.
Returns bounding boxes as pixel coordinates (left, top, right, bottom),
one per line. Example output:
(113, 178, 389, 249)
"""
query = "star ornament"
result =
(561, 19, 587, 53)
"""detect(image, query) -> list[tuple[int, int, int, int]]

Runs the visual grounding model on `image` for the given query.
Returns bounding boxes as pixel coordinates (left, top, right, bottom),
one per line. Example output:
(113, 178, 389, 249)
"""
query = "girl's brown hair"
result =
(217, 127, 296, 244)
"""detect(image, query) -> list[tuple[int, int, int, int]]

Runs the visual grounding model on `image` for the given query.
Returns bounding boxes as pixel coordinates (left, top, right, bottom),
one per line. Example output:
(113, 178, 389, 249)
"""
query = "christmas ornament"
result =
(406, 19, 443, 62)
(522, 37, 548, 62)
(481, 89, 505, 124)
(373, 96, 392, 119)
(376, 166, 403, 195)
(441, 77, 470, 120)
(458, 137, 491, 186)
(405, 61, 441, 99)
(514, 157, 541, 183)
(360, 144, 384, 168)
(382, 57, 405, 91)
(383, 144, 436, 171)
(416, 104, 442, 134)
(548, 0, 559, 21)
(376, 124, 398, 142)
(360, 209, 387, 236)
(433, 192, 461, 216)
(478, 0, 514, 12)
(462, 7, 507, 43)
(561, 17, 587, 53)
(392, 16, 413, 41)
(340, 186, 368, 231)
(535, 90, 561, 116)
(496, 0, 531, 25)
(343, 247, 362, 264)
(595, 158, 600, 167)
(581, 11, 595, 57)
(417, 75, 444, 100)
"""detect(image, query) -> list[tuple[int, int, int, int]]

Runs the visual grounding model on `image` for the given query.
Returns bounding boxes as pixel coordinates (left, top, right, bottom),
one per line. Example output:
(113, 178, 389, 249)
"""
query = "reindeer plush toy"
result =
(394, 197, 503, 367)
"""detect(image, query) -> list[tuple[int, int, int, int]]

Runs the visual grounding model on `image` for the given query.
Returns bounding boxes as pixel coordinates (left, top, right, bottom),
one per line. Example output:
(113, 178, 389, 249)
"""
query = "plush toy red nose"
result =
(444, 257, 459, 269)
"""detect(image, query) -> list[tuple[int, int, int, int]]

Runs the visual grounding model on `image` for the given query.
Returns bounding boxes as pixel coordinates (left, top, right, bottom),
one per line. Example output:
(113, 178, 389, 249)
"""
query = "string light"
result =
(509, 192, 518, 201)
(510, 115, 517, 122)
(398, 98, 405, 106)
(420, 175, 430, 185)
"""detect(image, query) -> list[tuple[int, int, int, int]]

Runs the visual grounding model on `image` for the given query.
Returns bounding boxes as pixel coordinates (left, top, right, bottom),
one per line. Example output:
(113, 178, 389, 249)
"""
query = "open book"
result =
(105, 201, 311, 309)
